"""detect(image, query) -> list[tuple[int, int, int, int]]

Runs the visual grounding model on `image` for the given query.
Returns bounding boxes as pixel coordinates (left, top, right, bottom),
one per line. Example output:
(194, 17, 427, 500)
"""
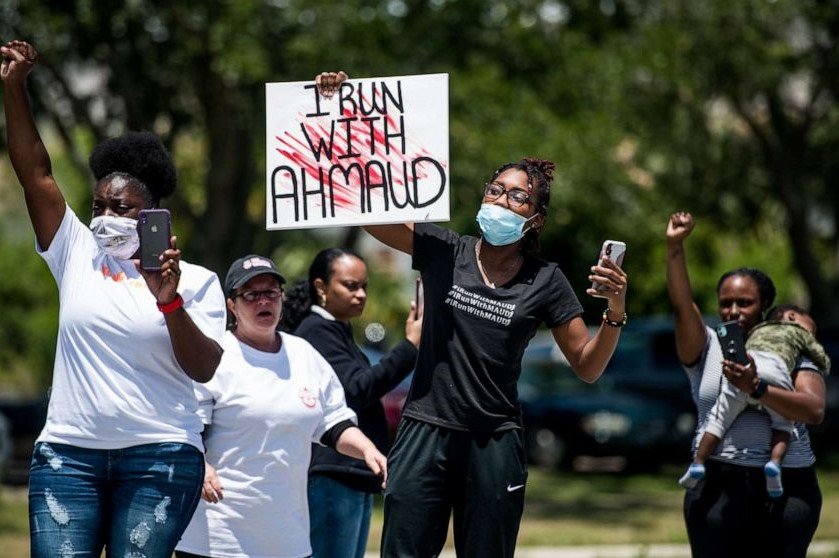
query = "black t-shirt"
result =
(405, 223, 584, 432)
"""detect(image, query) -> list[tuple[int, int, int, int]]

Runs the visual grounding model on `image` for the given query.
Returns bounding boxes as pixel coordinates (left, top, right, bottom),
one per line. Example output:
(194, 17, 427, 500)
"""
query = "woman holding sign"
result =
(366, 156, 628, 557)
(2, 41, 225, 558)
(312, 73, 630, 558)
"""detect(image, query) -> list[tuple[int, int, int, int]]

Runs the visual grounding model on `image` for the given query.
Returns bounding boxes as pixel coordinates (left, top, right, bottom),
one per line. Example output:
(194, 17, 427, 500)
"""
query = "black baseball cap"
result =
(224, 254, 286, 296)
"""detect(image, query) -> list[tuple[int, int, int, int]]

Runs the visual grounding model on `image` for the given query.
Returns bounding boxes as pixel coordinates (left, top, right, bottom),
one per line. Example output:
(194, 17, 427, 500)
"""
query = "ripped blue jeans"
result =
(29, 442, 204, 558)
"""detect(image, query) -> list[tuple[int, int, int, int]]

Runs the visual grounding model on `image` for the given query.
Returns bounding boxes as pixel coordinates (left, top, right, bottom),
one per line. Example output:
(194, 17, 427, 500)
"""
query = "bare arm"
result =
(363, 223, 415, 255)
(724, 359, 826, 425)
(1, 41, 66, 250)
(163, 308, 223, 383)
(335, 426, 388, 487)
(665, 212, 707, 364)
(552, 315, 621, 383)
(765, 371, 826, 425)
(138, 238, 223, 383)
(552, 258, 628, 383)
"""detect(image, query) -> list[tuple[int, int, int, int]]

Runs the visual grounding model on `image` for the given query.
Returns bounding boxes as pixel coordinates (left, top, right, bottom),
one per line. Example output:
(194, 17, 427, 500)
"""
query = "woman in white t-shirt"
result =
(176, 254, 387, 558)
(2, 41, 226, 558)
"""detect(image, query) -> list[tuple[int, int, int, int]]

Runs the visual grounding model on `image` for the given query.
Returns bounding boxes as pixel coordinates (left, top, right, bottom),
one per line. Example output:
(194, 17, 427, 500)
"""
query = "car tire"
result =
(526, 426, 567, 469)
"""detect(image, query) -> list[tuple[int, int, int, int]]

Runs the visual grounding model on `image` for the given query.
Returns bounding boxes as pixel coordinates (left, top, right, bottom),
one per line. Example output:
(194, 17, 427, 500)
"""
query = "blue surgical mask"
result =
(476, 203, 536, 246)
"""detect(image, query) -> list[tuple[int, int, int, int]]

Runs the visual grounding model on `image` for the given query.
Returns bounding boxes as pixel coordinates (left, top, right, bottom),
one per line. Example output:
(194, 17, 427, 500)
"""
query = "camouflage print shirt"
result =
(747, 321, 831, 376)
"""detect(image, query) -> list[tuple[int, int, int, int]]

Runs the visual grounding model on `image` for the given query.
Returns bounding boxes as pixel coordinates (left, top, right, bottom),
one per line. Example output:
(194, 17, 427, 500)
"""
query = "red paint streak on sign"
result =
(273, 92, 445, 212)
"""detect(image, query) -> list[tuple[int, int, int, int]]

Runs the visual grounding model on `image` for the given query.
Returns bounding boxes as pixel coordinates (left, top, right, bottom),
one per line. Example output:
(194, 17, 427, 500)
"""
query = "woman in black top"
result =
(283, 248, 422, 558)
(365, 158, 629, 558)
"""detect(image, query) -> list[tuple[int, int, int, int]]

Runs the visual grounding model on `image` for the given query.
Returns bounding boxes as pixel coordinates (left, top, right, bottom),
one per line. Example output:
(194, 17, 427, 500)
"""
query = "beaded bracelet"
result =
(602, 308, 627, 328)
(157, 294, 184, 314)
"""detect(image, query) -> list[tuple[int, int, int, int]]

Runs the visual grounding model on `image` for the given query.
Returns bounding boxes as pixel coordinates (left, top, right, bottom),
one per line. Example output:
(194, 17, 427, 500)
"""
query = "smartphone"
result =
(137, 209, 171, 271)
(415, 277, 424, 315)
(715, 320, 750, 366)
(590, 240, 627, 297)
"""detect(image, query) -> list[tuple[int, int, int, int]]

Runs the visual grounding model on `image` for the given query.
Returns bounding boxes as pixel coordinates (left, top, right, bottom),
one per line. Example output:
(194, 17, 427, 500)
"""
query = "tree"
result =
(610, 1, 839, 326)
(1, 0, 837, 389)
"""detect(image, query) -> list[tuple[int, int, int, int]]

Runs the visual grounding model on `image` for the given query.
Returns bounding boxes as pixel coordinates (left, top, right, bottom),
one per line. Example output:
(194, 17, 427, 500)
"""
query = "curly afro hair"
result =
(88, 131, 177, 202)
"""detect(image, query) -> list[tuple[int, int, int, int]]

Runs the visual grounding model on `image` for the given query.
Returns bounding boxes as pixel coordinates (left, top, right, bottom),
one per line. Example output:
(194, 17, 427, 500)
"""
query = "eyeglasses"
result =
(483, 182, 532, 208)
(236, 289, 283, 302)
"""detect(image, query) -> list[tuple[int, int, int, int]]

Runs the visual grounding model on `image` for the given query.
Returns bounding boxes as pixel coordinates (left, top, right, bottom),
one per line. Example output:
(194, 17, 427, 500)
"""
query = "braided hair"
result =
(487, 157, 556, 252)
(88, 131, 177, 206)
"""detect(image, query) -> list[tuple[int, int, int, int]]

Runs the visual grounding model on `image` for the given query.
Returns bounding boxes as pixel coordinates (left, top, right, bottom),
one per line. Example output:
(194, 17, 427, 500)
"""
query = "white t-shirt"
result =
(177, 331, 357, 558)
(36, 206, 226, 450)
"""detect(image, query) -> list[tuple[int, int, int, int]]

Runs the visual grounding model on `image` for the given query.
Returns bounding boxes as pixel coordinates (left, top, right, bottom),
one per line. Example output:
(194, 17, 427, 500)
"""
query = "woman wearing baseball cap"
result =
(176, 254, 387, 558)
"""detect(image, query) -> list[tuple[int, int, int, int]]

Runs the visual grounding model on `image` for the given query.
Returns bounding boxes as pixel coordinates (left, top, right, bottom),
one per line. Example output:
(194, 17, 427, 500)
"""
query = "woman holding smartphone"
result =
(2, 41, 225, 558)
(315, 72, 629, 557)
(666, 212, 825, 558)
(282, 247, 421, 558)
(364, 156, 629, 557)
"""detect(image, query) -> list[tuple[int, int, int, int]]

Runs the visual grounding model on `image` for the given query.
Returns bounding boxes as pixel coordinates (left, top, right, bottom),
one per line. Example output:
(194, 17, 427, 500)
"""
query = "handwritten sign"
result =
(265, 74, 449, 230)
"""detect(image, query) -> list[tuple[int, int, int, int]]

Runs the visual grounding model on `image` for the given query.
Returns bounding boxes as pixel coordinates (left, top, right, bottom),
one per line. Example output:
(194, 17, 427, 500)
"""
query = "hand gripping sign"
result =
(265, 73, 450, 230)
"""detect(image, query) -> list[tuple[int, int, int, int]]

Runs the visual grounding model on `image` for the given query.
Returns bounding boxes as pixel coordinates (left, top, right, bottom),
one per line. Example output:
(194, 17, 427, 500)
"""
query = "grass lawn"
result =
(364, 463, 839, 550)
(3, 465, 839, 556)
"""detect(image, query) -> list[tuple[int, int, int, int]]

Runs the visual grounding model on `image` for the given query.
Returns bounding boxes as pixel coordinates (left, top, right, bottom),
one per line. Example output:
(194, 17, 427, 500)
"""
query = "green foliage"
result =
(1, 0, 838, 389)
(0, 240, 57, 393)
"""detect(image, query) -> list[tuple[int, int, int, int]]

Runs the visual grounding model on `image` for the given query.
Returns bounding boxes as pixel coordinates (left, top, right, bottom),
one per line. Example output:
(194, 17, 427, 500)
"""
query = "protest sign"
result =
(265, 73, 449, 230)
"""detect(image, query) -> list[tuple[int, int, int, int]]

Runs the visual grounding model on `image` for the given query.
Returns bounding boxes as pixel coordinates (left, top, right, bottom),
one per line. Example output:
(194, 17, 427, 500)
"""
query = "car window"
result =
(518, 359, 599, 400)
(605, 332, 648, 374)
(651, 331, 681, 370)
(604, 330, 682, 378)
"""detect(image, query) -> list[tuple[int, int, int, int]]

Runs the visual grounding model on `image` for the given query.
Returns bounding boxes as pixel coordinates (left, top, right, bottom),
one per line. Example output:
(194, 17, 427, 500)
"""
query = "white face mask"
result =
(89, 215, 140, 260)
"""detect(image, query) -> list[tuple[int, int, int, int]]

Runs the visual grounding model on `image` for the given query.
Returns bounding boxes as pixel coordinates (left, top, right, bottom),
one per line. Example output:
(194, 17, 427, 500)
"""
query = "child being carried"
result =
(679, 305, 831, 498)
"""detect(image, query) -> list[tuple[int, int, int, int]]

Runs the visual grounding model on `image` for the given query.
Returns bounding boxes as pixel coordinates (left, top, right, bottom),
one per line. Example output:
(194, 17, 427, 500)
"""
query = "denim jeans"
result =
(30, 441, 204, 558)
(308, 474, 373, 558)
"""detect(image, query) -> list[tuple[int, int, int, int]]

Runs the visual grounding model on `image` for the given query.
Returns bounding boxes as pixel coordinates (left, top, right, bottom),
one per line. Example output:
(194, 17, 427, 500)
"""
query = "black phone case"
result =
(415, 277, 424, 314)
(715, 320, 749, 366)
(137, 209, 171, 271)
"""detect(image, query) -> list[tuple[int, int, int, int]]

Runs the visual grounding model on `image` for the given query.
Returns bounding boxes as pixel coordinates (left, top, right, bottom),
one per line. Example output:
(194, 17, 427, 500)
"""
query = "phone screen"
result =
(138, 209, 171, 271)
(715, 320, 750, 366)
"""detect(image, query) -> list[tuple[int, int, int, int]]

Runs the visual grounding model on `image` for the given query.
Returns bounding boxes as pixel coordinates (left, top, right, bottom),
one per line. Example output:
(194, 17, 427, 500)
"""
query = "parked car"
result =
(380, 372, 413, 440)
(518, 322, 695, 470)
(376, 318, 697, 470)
(376, 316, 839, 470)
(0, 393, 48, 484)
(806, 334, 839, 456)
(0, 411, 10, 478)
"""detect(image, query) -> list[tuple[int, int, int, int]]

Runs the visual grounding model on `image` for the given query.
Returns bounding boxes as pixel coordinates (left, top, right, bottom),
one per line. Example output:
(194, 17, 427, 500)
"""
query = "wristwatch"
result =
(751, 379, 769, 399)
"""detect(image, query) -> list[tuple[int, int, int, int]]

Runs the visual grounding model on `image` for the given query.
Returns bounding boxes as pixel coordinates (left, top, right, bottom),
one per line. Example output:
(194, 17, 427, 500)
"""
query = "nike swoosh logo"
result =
(506, 483, 525, 492)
